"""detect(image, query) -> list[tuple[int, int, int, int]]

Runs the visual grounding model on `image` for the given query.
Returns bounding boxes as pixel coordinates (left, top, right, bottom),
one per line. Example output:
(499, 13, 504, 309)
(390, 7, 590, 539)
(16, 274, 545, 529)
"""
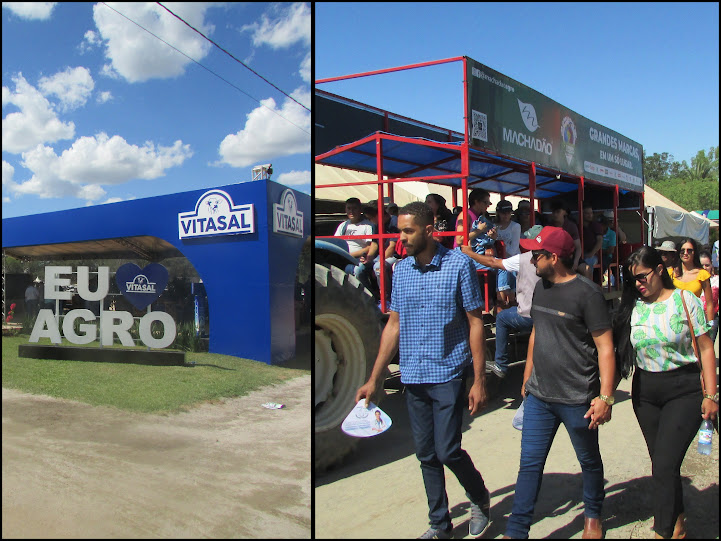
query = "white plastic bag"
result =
(512, 399, 524, 431)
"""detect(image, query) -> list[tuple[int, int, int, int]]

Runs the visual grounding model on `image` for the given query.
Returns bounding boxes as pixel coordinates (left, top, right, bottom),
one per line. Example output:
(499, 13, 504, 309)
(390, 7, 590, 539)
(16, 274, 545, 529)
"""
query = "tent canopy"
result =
(316, 131, 589, 199)
(644, 185, 716, 245)
(316, 164, 529, 211)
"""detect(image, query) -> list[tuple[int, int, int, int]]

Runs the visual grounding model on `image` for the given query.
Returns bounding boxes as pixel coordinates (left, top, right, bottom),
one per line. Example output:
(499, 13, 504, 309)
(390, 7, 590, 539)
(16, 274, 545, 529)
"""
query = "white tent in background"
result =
(645, 185, 716, 245)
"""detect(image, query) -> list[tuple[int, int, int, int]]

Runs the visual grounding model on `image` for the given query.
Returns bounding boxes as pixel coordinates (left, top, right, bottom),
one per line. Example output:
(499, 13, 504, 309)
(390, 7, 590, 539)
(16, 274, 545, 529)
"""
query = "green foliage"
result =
(644, 151, 685, 183)
(648, 177, 719, 211)
(172, 321, 208, 352)
(1, 335, 306, 414)
(645, 146, 719, 211)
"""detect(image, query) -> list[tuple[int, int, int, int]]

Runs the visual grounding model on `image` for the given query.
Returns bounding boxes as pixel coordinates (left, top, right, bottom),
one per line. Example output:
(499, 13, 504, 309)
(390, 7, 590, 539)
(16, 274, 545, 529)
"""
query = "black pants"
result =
(632, 364, 703, 539)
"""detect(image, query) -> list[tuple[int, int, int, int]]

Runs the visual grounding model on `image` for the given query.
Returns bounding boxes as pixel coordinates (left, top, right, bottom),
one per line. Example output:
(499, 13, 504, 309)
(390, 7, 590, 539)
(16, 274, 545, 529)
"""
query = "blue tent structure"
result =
(2, 179, 310, 365)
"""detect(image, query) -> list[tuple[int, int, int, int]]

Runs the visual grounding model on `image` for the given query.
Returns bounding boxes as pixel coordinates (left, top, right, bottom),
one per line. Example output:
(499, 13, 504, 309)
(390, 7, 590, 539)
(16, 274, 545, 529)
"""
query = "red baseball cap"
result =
(519, 226, 575, 257)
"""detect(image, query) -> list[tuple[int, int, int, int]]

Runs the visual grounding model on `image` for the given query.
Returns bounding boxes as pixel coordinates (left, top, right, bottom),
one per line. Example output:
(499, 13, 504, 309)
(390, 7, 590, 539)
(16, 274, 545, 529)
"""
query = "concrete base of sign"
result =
(18, 344, 186, 366)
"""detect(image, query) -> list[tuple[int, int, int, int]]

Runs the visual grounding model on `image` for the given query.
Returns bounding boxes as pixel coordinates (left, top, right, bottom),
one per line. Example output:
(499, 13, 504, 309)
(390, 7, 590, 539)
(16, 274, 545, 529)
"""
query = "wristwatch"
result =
(703, 393, 719, 403)
(598, 394, 615, 406)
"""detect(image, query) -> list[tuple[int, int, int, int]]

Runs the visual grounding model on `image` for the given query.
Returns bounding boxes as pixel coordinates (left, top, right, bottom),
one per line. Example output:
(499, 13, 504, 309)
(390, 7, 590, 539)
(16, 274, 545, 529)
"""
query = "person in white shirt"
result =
(334, 197, 375, 293)
(494, 200, 521, 310)
(333, 197, 374, 259)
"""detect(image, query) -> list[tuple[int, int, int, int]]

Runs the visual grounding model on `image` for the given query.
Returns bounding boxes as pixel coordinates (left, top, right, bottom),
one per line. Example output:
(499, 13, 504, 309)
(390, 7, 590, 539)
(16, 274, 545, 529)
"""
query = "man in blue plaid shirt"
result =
(356, 202, 492, 539)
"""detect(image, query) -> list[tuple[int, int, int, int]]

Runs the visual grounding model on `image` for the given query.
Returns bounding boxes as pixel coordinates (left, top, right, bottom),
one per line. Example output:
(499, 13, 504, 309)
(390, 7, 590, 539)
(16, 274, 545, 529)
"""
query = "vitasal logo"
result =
(178, 189, 254, 239)
(273, 189, 303, 237)
(125, 274, 156, 294)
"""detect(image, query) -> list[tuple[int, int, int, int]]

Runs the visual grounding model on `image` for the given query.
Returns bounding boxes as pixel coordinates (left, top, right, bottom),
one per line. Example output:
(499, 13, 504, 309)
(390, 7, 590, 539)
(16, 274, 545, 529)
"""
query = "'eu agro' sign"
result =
(178, 189, 254, 239)
(273, 189, 304, 237)
(30, 266, 176, 349)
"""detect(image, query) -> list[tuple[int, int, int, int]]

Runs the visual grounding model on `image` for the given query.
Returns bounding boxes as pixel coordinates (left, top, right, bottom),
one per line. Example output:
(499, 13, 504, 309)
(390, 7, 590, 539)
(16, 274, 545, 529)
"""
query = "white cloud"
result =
(2, 2, 57, 20)
(100, 63, 121, 80)
(243, 2, 310, 49)
(2, 160, 15, 185)
(38, 66, 95, 112)
(7, 134, 193, 202)
(97, 91, 113, 104)
(217, 87, 310, 168)
(86, 195, 136, 207)
(2, 73, 75, 154)
(276, 170, 310, 187)
(57, 133, 193, 184)
(92, 2, 214, 83)
(299, 52, 311, 84)
(78, 29, 102, 54)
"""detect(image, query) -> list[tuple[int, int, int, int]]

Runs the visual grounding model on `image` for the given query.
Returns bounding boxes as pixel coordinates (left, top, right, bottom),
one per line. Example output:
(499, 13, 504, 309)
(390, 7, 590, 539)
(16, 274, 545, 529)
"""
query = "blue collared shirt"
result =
(389, 242, 483, 384)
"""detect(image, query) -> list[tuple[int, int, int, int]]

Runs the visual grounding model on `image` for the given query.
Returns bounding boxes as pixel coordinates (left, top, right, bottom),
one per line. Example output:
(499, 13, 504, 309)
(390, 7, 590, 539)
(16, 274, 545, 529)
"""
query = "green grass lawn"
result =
(2, 335, 309, 413)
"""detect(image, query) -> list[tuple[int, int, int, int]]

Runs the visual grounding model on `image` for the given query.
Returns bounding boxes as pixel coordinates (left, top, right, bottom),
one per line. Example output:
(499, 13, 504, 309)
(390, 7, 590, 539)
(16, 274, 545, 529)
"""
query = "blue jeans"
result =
(494, 307, 533, 374)
(373, 256, 397, 297)
(406, 378, 488, 530)
(345, 262, 374, 292)
(496, 269, 516, 292)
(505, 393, 605, 539)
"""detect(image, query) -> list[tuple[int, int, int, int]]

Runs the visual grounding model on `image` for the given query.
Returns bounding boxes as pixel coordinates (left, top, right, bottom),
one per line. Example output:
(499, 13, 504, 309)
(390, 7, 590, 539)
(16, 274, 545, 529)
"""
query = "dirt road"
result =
(2, 374, 311, 539)
(315, 364, 719, 539)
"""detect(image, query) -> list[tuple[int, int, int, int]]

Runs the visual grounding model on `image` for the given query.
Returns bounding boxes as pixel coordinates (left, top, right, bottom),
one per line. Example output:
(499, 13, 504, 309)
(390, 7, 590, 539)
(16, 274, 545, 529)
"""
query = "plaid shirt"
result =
(390, 242, 483, 384)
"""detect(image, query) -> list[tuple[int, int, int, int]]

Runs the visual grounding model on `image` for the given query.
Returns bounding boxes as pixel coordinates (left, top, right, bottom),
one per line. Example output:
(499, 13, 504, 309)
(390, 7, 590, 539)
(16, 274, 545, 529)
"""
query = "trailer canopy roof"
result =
(316, 131, 616, 200)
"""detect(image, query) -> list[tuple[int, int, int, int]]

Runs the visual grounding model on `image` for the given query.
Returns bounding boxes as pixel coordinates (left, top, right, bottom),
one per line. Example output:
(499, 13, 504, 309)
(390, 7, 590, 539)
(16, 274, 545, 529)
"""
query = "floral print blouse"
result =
(630, 288, 711, 372)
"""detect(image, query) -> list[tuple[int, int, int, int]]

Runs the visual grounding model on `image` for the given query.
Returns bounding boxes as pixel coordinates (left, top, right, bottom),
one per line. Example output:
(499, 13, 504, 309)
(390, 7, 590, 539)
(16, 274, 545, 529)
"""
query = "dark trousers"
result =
(405, 378, 487, 530)
(632, 364, 703, 539)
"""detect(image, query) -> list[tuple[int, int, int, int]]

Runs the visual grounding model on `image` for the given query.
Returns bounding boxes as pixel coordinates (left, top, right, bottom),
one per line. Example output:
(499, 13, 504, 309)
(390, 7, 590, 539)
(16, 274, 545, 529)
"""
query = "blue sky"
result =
(2, 2, 310, 218)
(315, 2, 719, 171)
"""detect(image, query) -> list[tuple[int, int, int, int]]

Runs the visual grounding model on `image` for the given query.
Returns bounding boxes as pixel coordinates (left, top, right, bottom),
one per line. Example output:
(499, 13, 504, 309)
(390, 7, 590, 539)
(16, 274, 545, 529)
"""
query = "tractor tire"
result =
(315, 264, 383, 474)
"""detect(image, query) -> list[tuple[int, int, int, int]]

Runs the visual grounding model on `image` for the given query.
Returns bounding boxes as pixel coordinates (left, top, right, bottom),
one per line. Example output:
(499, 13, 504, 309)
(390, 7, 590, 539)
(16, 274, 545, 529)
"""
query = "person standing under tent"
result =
(24, 278, 41, 317)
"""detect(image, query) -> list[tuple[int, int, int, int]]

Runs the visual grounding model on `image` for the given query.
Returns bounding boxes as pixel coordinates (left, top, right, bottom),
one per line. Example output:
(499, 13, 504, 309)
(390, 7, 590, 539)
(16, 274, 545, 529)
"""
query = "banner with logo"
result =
(466, 57, 644, 192)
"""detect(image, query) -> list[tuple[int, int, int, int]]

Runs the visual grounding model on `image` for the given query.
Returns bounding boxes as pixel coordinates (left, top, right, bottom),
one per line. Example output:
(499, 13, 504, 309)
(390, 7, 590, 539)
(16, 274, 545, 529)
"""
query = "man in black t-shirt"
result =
(502, 226, 616, 540)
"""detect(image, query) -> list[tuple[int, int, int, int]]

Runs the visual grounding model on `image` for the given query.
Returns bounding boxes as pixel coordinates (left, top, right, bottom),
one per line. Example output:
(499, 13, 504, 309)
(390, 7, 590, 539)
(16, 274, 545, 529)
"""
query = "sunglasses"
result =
(680, 248, 694, 254)
(531, 250, 552, 261)
(633, 269, 655, 283)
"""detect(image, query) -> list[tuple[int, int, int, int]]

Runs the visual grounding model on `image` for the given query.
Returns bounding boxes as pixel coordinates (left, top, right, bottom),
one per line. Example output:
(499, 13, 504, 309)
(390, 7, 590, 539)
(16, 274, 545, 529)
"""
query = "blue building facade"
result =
(2, 179, 310, 365)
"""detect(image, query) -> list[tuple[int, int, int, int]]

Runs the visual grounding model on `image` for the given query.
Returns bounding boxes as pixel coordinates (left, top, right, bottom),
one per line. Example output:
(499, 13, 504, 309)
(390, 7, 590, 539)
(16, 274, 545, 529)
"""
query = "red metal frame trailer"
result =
(315, 56, 646, 313)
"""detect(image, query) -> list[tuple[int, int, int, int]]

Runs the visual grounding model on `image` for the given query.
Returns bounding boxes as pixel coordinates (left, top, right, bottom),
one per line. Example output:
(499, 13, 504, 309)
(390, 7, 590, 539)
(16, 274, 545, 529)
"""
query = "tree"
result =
(687, 146, 719, 181)
(645, 146, 719, 212)
(644, 152, 684, 183)
(650, 178, 719, 211)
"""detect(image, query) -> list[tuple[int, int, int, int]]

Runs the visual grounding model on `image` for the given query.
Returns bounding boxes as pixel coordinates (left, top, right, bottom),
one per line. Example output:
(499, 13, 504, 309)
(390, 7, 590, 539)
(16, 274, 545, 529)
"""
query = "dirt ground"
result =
(2, 348, 311, 539)
(315, 356, 720, 539)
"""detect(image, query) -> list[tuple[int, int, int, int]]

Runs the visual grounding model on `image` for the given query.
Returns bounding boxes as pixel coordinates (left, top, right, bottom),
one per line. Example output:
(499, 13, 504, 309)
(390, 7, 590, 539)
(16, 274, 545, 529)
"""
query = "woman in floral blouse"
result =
(613, 246, 717, 539)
